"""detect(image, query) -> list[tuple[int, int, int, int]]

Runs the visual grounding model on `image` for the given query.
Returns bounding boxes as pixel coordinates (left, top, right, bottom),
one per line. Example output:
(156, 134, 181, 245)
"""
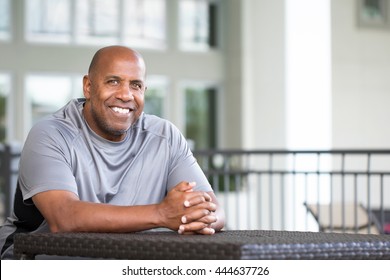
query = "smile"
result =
(110, 106, 131, 114)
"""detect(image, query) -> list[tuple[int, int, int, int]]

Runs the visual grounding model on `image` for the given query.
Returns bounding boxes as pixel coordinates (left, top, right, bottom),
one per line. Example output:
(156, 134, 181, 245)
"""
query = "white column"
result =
(285, 0, 332, 150)
(285, 0, 332, 231)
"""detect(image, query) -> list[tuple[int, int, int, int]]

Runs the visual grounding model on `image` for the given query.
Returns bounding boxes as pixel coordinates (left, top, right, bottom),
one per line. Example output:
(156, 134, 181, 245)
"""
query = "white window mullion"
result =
(118, 0, 125, 44)
(70, 0, 76, 44)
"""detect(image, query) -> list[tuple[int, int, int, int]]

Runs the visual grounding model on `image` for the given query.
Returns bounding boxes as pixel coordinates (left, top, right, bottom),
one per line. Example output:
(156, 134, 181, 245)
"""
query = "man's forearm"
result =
(48, 200, 163, 233)
(33, 182, 216, 233)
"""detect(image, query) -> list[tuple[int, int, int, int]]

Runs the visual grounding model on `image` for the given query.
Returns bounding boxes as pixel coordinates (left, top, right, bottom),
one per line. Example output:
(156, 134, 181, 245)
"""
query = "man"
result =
(0, 46, 225, 259)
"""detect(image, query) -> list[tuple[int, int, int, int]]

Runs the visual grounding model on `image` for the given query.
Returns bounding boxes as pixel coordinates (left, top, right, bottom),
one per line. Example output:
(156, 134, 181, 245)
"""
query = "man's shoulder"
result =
(141, 113, 169, 125)
(28, 99, 83, 143)
(138, 113, 180, 137)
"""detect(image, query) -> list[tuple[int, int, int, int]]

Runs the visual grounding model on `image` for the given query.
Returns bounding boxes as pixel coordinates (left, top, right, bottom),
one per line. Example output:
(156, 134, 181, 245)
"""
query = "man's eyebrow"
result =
(130, 79, 144, 84)
(104, 76, 144, 83)
(104, 75, 122, 80)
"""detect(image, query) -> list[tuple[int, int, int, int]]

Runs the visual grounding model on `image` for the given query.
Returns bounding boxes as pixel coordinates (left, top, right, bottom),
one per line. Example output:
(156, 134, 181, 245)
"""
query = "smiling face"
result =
(83, 46, 146, 141)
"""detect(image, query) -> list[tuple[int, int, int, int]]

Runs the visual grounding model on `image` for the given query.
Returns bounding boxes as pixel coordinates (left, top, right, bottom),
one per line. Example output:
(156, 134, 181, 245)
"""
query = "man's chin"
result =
(110, 128, 129, 137)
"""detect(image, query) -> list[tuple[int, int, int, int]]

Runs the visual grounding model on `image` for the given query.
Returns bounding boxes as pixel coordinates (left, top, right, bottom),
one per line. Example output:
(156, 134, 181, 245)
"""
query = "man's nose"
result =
(116, 85, 135, 101)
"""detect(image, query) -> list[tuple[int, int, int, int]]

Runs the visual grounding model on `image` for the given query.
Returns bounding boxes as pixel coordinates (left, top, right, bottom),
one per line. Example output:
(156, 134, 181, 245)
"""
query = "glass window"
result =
(26, 0, 71, 43)
(0, 74, 10, 142)
(179, 0, 219, 51)
(25, 0, 167, 48)
(0, 0, 10, 40)
(143, 76, 168, 117)
(75, 0, 120, 45)
(123, 0, 166, 49)
(26, 75, 83, 126)
(185, 86, 218, 149)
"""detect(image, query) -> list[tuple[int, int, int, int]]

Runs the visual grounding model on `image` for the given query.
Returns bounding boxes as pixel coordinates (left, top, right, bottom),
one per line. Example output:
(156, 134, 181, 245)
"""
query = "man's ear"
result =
(83, 75, 91, 99)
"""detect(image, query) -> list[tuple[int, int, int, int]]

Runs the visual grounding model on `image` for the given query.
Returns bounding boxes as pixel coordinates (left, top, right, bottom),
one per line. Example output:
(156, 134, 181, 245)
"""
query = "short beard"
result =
(91, 106, 128, 138)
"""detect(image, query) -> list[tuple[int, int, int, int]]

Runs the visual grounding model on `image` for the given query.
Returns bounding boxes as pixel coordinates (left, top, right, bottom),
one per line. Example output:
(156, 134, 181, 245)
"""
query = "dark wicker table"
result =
(13, 230, 390, 260)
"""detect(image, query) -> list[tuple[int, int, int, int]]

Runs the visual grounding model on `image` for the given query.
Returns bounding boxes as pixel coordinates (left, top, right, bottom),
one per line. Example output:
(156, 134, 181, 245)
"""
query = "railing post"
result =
(341, 153, 345, 232)
(269, 153, 273, 229)
(0, 143, 20, 219)
(1, 144, 12, 218)
(367, 153, 372, 234)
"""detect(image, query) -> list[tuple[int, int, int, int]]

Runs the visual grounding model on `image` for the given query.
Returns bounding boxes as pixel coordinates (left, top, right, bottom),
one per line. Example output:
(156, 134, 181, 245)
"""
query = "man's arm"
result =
(32, 181, 216, 233)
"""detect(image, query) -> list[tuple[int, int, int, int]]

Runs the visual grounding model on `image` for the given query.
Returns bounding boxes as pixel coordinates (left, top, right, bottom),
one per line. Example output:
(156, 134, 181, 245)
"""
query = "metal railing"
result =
(0, 143, 21, 220)
(1, 146, 390, 234)
(193, 149, 390, 234)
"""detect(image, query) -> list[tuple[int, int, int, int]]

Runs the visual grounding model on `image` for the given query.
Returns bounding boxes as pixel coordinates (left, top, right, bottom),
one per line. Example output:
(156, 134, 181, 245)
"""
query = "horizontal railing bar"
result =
(194, 149, 390, 155)
(203, 170, 390, 176)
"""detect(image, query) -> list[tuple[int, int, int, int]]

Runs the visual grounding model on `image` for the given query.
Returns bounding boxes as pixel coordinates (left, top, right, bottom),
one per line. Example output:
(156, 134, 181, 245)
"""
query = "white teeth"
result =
(112, 107, 130, 114)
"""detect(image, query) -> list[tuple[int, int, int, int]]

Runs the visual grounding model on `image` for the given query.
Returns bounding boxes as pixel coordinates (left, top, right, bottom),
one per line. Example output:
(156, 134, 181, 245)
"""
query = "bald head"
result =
(82, 45, 147, 141)
(88, 46, 146, 79)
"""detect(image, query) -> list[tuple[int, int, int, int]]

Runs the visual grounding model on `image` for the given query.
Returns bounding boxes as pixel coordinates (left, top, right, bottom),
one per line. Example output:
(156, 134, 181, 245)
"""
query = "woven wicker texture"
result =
(13, 230, 390, 260)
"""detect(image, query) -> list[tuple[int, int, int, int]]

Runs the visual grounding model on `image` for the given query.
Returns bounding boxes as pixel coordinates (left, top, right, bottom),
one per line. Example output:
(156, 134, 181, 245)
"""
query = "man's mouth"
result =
(110, 106, 131, 115)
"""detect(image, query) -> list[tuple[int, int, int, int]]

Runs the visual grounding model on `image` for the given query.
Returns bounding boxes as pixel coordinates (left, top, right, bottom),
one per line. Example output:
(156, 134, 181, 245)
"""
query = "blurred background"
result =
(1, 0, 390, 232)
(1, 0, 389, 150)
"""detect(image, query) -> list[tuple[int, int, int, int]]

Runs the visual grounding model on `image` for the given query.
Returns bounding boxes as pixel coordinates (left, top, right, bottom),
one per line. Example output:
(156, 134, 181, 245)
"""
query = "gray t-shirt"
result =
(0, 98, 212, 259)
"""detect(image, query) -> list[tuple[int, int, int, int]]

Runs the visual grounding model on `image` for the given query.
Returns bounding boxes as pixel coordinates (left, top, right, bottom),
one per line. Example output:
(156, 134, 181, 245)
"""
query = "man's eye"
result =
(108, 80, 120, 85)
(131, 82, 143, 90)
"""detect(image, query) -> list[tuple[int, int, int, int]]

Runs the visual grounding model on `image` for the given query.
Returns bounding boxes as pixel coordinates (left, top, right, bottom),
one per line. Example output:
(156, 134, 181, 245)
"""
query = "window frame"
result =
(178, 0, 220, 52)
(181, 80, 221, 149)
(0, 73, 13, 142)
(0, 0, 11, 41)
(24, 73, 84, 129)
(25, 0, 168, 49)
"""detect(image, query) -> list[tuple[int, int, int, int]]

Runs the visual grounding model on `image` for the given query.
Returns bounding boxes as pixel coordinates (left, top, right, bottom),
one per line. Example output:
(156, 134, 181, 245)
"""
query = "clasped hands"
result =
(158, 181, 218, 235)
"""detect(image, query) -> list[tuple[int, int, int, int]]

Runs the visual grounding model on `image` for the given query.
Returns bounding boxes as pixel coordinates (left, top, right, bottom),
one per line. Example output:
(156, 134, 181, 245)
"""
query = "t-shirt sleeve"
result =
(167, 124, 212, 193)
(18, 121, 78, 202)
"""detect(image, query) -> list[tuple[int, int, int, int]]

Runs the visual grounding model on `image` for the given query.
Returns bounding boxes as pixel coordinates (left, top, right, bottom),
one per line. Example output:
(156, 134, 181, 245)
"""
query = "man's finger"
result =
(174, 181, 196, 192)
(181, 210, 217, 224)
(183, 192, 212, 207)
(178, 223, 215, 235)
